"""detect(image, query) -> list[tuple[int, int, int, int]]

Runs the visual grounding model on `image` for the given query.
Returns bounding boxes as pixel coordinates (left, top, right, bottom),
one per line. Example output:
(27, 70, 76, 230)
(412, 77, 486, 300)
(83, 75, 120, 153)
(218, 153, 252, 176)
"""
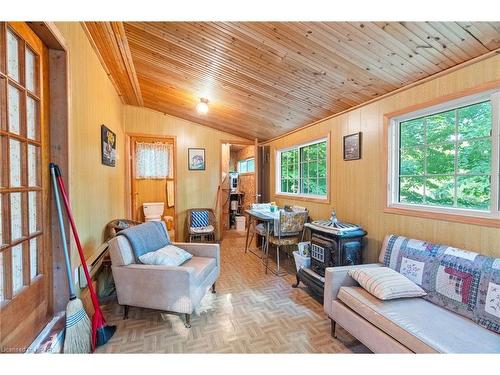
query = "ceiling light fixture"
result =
(196, 97, 209, 114)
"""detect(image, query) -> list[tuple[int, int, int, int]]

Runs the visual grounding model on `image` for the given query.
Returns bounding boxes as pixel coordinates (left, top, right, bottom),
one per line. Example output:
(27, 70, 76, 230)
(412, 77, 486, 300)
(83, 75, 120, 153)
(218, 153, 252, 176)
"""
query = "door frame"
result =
(125, 132, 178, 241)
(218, 138, 256, 240)
(0, 22, 70, 351)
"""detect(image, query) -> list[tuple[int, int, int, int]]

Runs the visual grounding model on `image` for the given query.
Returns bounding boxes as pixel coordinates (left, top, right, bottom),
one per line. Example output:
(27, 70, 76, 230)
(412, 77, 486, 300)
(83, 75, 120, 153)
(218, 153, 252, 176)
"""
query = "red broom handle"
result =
(54, 167, 103, 317)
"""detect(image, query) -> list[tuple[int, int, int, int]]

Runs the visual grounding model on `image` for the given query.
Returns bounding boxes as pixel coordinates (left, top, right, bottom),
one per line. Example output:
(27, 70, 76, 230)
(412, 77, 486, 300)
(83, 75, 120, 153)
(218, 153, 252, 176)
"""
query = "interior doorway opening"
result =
(220, 142, 257, 237)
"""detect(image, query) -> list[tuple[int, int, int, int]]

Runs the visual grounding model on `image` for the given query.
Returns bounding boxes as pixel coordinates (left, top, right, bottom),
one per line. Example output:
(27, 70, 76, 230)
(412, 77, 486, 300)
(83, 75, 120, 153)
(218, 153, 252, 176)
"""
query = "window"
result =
(388, 90, 500, 218)
(237, 158, 254, 173)
(276, 138, 328, 198)
(135, 142, 172, 179)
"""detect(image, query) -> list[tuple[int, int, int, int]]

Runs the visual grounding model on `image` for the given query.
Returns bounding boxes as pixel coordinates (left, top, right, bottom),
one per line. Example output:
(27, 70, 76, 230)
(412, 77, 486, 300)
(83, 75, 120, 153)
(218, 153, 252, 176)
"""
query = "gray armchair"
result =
(108, 229, 220, 328)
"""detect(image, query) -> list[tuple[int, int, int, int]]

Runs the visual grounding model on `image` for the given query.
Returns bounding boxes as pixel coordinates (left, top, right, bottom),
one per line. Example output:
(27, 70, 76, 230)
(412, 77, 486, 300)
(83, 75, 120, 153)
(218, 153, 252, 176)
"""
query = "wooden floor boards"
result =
(96, 231, 369, 353)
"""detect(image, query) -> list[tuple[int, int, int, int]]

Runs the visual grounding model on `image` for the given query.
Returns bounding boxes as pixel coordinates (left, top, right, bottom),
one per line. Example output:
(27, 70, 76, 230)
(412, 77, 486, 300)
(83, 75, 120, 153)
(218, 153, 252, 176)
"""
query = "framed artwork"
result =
(343, 132, 362, 161)
(101, 124, 116, 167)
(188, 148, 206, 170)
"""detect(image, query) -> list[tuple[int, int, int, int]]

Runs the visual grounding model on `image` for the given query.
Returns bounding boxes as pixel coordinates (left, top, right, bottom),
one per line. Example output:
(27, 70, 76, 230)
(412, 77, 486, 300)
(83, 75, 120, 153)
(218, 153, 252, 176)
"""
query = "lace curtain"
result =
(135, 142, 173, 179)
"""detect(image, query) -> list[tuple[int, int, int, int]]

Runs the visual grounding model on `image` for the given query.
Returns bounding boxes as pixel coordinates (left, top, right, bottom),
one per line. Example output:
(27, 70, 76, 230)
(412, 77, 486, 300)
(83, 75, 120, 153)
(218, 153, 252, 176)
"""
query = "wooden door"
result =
(0, 22, 51, 352)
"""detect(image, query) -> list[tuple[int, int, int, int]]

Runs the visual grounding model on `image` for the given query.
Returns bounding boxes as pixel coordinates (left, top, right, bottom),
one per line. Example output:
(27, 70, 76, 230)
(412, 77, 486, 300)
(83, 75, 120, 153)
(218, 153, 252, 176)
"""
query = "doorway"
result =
(127, 134, 177, 241)
(220, 141, 257, 238)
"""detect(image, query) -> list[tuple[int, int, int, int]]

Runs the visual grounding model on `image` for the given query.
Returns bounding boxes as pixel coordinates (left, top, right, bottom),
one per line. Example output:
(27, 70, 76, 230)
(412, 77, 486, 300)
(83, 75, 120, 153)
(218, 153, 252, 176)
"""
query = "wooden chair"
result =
(187, 208, 217, 243)
(266, 210, 308, 275)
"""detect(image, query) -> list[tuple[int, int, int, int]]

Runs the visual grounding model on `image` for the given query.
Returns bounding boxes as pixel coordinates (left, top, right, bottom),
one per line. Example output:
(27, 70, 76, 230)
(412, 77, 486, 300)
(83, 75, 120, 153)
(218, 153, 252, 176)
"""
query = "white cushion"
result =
(190, 225, 214, 234)
(348, 266, 426, 300)
(138, 244, 192, 266)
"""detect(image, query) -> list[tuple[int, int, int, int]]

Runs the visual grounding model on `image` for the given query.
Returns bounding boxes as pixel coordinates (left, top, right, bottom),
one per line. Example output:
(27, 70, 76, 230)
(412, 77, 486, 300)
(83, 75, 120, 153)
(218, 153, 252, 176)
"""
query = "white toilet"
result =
(142, 202, 165, 222)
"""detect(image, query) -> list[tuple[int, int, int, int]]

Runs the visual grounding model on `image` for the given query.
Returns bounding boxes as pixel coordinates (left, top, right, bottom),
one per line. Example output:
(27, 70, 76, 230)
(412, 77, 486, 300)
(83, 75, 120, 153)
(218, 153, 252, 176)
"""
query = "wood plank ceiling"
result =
(83, 22, 500, 140)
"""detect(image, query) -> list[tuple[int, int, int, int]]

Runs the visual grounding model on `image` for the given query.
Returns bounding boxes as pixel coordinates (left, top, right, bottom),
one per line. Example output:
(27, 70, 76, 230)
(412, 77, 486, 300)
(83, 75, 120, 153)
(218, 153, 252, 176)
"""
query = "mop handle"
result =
(50, 163, 77, 299)
(53, 164, 101, 310)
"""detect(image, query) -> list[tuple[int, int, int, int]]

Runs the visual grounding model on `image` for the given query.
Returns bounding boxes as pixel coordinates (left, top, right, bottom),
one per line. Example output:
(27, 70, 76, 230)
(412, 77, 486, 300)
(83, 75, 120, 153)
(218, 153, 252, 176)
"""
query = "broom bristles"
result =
(63, 298, 91, 354)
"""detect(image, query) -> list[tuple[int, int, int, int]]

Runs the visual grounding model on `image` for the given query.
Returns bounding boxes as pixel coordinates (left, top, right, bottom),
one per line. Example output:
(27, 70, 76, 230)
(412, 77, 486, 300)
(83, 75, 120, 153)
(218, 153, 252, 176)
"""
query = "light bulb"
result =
(196, 98, 209, 114)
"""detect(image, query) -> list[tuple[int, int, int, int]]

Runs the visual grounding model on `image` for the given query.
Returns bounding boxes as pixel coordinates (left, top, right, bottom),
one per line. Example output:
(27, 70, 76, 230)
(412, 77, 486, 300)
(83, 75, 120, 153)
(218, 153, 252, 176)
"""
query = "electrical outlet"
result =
(74, 268, 79, 286)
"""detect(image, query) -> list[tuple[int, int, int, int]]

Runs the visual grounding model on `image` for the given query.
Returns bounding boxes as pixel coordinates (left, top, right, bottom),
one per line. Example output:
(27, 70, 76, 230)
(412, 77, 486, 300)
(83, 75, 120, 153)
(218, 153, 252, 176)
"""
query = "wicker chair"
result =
(105, 219, 142, 241)
(266, 210, 308, 275)
(187, 208, 217, 243)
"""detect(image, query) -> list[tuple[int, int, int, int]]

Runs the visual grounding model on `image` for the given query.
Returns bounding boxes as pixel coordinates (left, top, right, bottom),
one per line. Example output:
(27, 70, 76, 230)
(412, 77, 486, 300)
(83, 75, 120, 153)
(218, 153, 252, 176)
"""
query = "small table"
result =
(244, 209, 277, 263)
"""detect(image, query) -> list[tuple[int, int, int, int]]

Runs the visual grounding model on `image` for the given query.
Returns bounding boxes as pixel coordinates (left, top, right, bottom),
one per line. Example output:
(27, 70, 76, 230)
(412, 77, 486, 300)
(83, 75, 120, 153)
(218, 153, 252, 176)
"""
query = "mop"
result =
(50, 164, 91, 353)
(51, 163, 116, 350)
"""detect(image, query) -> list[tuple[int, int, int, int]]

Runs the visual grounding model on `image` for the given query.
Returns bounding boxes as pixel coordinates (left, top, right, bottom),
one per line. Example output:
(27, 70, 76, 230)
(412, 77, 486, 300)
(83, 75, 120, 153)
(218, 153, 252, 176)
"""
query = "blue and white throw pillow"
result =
(191, 210, 209, 228)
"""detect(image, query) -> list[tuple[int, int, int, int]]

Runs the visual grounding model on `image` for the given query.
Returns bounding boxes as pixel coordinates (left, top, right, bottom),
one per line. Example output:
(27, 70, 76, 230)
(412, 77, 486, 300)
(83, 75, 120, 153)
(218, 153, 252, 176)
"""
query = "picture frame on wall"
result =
(188, 148, 206, 170)
(101, 124, 116, 167)
(343, 132, 362, 161)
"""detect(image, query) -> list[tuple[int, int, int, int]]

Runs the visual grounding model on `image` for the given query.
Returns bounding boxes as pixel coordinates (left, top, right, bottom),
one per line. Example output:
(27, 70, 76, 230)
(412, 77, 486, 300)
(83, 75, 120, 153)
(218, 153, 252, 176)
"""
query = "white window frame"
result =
(276, 137, 328, 200)
(387, 89, 500, 219)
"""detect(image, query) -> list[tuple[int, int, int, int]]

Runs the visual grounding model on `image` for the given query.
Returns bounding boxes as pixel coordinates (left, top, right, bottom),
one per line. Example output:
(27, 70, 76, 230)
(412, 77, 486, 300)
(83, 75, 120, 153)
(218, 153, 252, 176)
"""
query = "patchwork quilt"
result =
(381, 235, 500, 334)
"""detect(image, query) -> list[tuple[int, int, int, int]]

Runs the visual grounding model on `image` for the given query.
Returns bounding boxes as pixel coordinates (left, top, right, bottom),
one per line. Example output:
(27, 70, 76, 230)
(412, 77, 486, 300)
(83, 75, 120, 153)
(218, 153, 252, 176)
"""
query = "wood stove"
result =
(293, 218, 366, 298)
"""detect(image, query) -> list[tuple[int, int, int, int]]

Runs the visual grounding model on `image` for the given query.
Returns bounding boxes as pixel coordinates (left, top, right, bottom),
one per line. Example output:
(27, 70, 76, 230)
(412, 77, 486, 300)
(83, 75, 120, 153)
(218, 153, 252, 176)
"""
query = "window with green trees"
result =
(277, 139, 328, 197)
(389, 91, 500, 215)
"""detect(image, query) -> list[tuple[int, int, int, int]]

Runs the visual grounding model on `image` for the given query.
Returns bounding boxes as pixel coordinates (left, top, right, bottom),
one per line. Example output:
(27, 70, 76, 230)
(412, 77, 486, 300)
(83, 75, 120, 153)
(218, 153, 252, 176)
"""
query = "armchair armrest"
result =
(323, 263, 383, 317)
(173, 242, 220, 264)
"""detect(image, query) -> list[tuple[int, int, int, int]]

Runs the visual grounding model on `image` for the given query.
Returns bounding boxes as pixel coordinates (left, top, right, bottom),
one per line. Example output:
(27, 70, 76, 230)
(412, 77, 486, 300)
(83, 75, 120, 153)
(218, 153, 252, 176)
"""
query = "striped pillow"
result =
(191, 210, 209, 228)
(348, 267, 427, 300)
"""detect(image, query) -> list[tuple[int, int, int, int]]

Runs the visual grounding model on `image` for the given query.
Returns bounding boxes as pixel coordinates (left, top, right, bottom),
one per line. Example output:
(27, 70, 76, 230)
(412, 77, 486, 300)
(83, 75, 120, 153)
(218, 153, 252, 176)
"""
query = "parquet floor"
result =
(96, 231, 370, 353)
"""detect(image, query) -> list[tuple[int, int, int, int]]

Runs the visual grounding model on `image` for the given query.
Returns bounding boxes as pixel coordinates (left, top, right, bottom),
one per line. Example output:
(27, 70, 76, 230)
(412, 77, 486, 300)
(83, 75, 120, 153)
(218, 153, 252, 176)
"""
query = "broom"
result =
(50, 163, 91, 353)
(52, 164, 116, 350)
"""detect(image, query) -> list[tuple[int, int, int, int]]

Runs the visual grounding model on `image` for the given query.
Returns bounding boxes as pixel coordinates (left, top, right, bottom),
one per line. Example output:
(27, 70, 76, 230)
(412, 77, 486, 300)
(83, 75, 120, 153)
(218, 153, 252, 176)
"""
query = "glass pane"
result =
(0, 196, 3, 245)
(247, 158, 255, 172)
(8, 85, 21, 134)
(0, 251, 3, 302)
(26, 48, 36, 93)
(301, 179, 310, 194)
(9, 138, 21, 187)
(281, 179, 287, 193)
(288, 163, 297, 180)
(400, 147, 424, 176)
(30, 237, 38, 280)
(399, 177, 425, 204)
(425, 176, 454, 206)
(301, 146, 311, 162)
(11, 192, 23, 240)
(458, 139, 491, 175)
(400, 118, 425, 147)
(290, 149, 298, 164)
(239, 161, 247, 173)
(12, 244, 23, 294)
(0, 136, 5, 188)
(308, 143, 319, 161)
(27, 97, 38, 140)
(426, 144, 455, 175)
(317, 178, 327, 195)
(301, 162, 308, 179)
(28, 144, 39, 186)
(458, 101, 492, 140)
(7, 29, 20, 82)
(426, 110, 455, 145)
(281, 151, 290, 164)
(457, 176, 490, 210)
(318, 158, 327, 178)
(318, 141, 327, 160)
(281, 164, 287, 179)
(29, 191, 38, 234)
(289, 179, 298, 194)
(309, 162, 318, 178)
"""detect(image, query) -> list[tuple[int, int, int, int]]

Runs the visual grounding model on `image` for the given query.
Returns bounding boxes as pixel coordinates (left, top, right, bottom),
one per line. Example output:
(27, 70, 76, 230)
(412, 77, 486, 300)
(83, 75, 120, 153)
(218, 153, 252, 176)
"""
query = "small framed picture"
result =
(188, 148, 206, 170)
(101, 124, 116, 167)
(343, 132, 362, 161)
